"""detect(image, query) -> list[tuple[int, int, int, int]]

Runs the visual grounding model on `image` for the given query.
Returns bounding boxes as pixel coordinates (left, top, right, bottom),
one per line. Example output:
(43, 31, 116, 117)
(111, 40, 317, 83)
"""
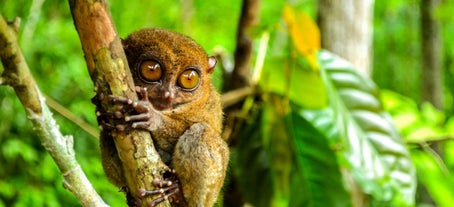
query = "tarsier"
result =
(94, 28, 229, 207)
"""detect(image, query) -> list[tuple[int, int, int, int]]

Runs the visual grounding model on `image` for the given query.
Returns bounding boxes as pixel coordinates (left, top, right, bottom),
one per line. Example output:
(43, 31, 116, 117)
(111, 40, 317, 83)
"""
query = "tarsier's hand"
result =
(94, 86, 162, 134)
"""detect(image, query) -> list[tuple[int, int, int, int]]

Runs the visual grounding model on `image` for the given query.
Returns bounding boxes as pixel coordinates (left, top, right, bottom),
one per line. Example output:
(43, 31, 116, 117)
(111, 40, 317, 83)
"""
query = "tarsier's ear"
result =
(207, 56, 217, 74)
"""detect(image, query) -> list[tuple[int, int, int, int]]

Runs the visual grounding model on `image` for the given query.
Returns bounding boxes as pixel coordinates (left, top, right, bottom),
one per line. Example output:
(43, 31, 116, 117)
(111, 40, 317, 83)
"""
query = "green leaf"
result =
(311, 50, 416, 206)
(289, 105, 351, 207)
(381, 90, 451, 143)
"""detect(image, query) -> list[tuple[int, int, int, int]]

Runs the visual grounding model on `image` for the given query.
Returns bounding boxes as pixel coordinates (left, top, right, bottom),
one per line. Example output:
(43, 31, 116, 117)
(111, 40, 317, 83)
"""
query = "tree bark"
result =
(68, 0, 169, 206)
(226, 0, 260, 91)
(317, 0, 374, 77)
(418, 1, 443, 205)
(420, 0, 443, 109)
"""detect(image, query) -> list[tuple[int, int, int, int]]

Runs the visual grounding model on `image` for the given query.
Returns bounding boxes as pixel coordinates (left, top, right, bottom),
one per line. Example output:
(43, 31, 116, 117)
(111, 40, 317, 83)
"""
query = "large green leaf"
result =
(288, 104, 351, 207)
(302, 50, 416, 206)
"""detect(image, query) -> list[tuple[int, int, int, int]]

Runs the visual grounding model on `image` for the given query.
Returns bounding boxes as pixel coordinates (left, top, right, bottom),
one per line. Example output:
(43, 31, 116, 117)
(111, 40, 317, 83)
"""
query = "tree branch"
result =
(68, 0, 169, 206)
(0, 15, 107, 207)
(226, 0, 260, 91)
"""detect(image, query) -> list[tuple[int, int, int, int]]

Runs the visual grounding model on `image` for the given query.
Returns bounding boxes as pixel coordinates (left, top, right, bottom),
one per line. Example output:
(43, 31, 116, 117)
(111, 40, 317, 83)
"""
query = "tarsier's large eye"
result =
(177, 69, 200, 90)
(139, 60, 162, 82)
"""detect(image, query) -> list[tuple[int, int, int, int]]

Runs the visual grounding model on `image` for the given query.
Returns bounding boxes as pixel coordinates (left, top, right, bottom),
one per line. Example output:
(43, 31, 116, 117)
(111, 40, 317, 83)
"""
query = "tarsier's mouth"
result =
(152, 100, 187, 111)
(152, 101, 172, 111)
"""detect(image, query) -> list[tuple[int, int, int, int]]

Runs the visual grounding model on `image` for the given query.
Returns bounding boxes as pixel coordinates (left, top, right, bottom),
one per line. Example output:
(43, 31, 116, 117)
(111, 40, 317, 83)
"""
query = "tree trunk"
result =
(317, 0, 374, 77)
(418, 1, 443, 205)
(421, 0, 443, 109)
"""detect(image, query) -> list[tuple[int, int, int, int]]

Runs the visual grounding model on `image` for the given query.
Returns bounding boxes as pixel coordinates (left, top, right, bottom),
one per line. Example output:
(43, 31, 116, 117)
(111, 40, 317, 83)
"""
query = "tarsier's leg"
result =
(99, 131, 127, 188)
(92, 93, 127, 188)
(172, 123, 229, 207)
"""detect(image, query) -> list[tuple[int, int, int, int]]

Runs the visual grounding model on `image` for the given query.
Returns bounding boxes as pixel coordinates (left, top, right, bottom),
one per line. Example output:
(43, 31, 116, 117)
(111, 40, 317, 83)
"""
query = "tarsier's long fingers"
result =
(130, 121, 151, 129)
(109, 94, 150, 113)
(135, 86, 149, 102)
(148, 187, 180, 207)
(139, 183, 180, 207)
(109, 95, 134, 105)
(125, 113, 151, 122)
(138, 182, 178, 197)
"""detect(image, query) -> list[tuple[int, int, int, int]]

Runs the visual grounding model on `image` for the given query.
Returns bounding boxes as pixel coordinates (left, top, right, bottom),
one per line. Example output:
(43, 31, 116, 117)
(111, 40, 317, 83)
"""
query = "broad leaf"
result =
(303, 50, 417, 206)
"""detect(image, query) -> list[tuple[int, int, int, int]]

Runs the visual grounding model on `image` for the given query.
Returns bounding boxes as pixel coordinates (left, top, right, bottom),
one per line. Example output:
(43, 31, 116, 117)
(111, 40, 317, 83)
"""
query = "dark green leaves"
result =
(234, 95, 350, 207)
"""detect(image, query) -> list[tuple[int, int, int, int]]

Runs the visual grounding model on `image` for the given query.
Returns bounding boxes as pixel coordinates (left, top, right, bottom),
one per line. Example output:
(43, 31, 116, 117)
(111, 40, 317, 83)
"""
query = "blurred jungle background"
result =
(1, 0, 453, 206)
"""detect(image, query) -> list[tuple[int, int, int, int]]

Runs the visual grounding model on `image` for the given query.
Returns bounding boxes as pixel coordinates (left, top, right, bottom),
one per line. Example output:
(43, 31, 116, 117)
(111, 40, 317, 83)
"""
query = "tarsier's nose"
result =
(152, 89, 174, 111)
(162, 89, 175, 102)
(155, 88, 175, 111)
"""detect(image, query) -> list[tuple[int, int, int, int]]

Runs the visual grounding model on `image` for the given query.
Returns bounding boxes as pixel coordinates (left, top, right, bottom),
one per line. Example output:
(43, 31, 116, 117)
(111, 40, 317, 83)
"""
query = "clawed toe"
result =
(136, 170, 184, 207)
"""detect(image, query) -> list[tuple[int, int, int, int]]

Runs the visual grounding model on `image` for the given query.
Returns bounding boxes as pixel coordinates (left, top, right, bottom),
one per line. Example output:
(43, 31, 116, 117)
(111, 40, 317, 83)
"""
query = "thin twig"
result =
(221, 87, 254, 108)
(407, 135, 454, 145)
(420, 142, 450, 175)
(45, 95, 99, 139)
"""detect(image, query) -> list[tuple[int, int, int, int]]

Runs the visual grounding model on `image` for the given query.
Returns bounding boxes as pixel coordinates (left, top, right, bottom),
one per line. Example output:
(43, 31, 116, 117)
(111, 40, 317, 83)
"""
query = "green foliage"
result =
(1, 0, 453, 207)
(1, 0, 242, 206)
(373, 0, 454, 114)
(382, 91, 454, 207)
(372, 0, 422, 100)
(230, 3, 416, 205)
(233, 45, 416, 206)
(234, 95, 350, 207)
(372, 1, 454, 205)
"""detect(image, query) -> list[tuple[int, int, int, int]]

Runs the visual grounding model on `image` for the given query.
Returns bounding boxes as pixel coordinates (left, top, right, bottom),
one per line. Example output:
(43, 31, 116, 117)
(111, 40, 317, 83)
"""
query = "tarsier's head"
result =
(122, 28, 217, 111)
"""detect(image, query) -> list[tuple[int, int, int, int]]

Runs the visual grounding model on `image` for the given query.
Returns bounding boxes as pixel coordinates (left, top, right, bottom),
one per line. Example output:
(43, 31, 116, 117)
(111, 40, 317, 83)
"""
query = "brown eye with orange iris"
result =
(177, 69, 200, 90)
(139, 60, 162, 82)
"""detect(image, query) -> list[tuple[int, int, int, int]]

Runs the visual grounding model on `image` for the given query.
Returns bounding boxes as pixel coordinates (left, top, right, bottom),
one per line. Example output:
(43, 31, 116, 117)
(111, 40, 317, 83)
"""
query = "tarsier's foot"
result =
(137, 170, 185, 207)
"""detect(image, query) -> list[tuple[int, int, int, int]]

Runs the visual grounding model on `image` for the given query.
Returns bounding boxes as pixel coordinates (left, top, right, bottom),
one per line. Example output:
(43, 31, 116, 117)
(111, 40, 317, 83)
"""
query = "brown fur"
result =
(99, 28, 228, 207)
